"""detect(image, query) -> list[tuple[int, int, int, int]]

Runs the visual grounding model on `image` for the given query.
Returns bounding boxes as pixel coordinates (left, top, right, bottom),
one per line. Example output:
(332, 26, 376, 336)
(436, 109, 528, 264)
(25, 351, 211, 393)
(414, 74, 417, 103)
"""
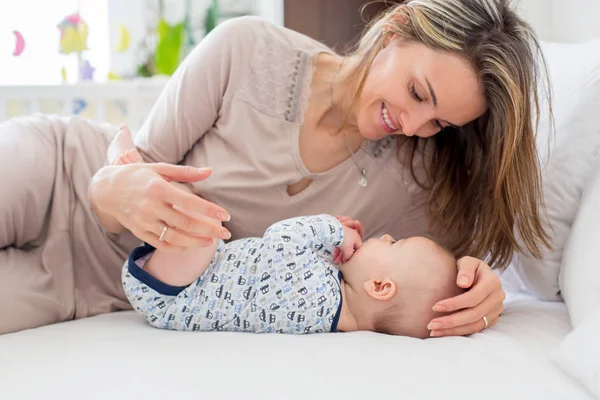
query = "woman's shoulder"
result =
(218, 16, 330, 55)
(226, 17, 331, 124)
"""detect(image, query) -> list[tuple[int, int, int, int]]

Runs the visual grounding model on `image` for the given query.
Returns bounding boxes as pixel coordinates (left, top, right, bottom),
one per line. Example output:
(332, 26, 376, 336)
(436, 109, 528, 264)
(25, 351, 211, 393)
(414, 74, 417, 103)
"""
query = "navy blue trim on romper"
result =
(330, 271, 344, 332)
(127, 243, 188, 296)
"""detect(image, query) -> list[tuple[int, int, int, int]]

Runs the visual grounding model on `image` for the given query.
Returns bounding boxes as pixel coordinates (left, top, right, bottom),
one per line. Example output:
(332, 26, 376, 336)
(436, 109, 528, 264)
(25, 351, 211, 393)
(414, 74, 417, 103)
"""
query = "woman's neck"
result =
(311, 54, 364, 150)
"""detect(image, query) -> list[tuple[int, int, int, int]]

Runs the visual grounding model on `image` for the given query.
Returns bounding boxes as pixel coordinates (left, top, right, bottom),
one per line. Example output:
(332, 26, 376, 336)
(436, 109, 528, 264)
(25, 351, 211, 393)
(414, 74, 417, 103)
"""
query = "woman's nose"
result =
(400, 111, 430, 137)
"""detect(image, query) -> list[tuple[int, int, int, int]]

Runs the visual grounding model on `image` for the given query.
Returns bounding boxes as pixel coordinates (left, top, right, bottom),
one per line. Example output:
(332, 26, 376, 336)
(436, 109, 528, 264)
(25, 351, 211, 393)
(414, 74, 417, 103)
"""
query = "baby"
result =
(112, 132, 462, 339)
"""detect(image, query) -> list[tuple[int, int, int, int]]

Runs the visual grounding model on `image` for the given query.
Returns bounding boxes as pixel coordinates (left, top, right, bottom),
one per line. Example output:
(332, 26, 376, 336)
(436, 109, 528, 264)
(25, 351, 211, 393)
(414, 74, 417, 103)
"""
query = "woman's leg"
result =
(0, 118, 56, 248)
(0, 116, 75, 334)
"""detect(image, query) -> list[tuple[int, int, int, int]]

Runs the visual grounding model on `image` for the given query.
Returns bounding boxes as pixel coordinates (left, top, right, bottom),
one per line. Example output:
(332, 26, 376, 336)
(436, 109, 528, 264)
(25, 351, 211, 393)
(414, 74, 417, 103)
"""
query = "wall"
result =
(517, 0, 600, 42)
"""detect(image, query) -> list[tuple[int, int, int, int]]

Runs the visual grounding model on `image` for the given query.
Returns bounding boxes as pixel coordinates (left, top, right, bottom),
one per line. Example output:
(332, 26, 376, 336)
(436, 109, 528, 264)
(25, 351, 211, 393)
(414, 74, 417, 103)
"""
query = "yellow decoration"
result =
(115, 24, 130, 53)
(107, 72, 122, 80)
(57, 14, 89, 55)
(61, 66, 67, 83)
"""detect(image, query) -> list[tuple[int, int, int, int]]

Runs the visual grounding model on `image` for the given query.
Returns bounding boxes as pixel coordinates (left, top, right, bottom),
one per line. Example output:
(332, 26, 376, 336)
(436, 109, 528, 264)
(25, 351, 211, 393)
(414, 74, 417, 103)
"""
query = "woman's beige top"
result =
(134, 16, 433, 241)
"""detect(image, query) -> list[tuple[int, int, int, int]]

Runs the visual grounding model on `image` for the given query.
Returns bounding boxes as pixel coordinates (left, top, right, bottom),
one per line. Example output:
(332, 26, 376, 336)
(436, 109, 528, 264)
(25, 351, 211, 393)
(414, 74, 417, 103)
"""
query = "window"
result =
(0, 0, 109, 85)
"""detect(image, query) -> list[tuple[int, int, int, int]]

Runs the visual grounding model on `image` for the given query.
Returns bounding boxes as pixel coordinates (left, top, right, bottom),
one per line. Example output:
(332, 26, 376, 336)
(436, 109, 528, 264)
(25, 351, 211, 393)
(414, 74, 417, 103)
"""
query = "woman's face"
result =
(354, 37, 487, 140)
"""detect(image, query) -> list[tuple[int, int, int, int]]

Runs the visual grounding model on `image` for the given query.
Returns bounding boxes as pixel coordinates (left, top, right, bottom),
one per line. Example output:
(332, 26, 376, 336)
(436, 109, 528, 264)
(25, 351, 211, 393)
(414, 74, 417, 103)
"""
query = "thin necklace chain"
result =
(329, 58, 368, 187)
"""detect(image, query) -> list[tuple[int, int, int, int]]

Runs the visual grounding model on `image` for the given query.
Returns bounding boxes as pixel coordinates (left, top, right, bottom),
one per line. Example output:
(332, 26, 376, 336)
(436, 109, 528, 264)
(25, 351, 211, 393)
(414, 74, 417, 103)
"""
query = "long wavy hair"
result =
(345, 0, 553, 269)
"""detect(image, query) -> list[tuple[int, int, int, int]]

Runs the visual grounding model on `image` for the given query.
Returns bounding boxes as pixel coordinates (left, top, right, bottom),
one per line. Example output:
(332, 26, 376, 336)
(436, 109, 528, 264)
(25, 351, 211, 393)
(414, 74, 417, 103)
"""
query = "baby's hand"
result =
(333, 223, 363, 264)
(113, 148, 144, 165)
(334, 215, 365, 239)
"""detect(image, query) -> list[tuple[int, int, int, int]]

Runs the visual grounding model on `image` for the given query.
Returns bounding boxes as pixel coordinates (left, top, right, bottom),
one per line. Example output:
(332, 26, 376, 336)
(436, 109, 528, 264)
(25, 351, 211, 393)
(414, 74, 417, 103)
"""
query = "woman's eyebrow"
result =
(425, 78, 438, 107)
(426, 77, 460, 129)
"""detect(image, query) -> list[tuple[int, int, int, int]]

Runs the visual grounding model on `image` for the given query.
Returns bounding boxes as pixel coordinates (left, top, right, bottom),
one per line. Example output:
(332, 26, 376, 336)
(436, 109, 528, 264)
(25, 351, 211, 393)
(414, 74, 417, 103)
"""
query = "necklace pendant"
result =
(358, 169, 368, 187)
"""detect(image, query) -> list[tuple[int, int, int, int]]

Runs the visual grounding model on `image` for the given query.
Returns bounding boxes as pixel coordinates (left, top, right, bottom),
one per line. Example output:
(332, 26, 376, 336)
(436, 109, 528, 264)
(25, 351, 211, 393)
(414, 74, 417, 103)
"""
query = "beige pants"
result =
(0, 115, 138, 335)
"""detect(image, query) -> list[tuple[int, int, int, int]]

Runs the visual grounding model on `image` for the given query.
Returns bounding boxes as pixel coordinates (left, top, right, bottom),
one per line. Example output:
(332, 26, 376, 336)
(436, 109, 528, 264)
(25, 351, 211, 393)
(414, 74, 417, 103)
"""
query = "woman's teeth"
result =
(382, 104, 398, 131)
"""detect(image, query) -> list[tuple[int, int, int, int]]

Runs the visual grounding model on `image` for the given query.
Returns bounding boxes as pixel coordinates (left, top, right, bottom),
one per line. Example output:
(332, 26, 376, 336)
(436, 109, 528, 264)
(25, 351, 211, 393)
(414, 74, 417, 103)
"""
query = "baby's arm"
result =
(143, 215, 220, 287)
(263, 215, 345, 263)
(122, 257, 206, 331)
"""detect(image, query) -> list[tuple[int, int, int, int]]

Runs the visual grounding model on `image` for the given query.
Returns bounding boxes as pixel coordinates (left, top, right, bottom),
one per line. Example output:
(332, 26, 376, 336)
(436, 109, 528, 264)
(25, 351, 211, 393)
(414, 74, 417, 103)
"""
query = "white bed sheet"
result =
(0, 294, 592, 400)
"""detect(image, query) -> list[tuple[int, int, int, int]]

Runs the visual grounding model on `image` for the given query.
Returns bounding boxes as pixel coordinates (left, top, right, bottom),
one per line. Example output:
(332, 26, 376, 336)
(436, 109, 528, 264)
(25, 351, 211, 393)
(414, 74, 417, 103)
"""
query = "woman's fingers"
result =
(455, 256, 481, 288)
(133, 228, 183, 252)
(433, 260, 502, 313)
(428, 289, 505, 331)
(151, 221, 216, 249)
(152, 163, 215, 185)
(158, 203, 228, 240)
(430, 303, 503, 337)
(433, 277, 493, 313)
(156, 178, 231, 224)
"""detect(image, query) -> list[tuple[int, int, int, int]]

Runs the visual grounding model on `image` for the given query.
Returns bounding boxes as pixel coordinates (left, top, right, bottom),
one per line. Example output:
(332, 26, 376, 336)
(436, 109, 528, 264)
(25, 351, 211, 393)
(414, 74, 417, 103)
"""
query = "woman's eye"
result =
(410, 85, 423, 102)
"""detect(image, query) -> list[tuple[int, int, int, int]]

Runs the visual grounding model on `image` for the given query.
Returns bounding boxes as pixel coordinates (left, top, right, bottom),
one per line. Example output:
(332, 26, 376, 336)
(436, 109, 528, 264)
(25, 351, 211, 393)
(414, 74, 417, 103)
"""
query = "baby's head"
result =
(340, 235, 464, 339)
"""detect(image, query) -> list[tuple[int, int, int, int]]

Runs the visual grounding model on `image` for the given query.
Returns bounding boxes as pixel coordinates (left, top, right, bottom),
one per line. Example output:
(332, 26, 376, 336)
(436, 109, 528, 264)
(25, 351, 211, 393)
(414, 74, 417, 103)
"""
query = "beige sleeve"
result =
(133, 17, 261, 164)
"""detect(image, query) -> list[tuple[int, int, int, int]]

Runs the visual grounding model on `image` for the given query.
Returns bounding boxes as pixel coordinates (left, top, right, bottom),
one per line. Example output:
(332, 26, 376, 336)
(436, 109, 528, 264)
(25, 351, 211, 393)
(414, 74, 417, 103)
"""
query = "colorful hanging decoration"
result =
(58, 13, 91, 82)
(57, 14, 89, 54)
(79, 59, 95, 80)
(12, 30, 25, 57)
(115, 24, 130, 53)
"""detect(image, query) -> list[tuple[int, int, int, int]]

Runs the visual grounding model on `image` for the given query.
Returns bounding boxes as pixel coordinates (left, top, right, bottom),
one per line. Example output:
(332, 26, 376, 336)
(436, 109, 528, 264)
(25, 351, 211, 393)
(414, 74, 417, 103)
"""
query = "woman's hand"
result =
(427, 256, 506, 337)
(89, 162, 232, 251)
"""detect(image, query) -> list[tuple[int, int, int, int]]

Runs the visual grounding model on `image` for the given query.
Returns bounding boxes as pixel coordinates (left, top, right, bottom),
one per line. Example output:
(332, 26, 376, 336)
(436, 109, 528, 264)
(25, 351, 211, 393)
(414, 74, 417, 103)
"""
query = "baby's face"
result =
(340, 234, 449, 288)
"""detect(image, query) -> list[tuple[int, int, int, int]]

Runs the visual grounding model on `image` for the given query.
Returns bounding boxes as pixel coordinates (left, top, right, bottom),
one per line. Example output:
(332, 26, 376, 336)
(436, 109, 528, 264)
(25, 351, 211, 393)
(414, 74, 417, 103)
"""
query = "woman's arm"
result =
(88, 17, 261, 248)
(133, 16, 259, 164)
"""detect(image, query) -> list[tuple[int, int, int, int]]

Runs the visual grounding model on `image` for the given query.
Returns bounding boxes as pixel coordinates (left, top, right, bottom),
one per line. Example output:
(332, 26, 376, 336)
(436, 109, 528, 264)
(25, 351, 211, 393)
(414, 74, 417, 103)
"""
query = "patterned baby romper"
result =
(122, 214, 345, 333)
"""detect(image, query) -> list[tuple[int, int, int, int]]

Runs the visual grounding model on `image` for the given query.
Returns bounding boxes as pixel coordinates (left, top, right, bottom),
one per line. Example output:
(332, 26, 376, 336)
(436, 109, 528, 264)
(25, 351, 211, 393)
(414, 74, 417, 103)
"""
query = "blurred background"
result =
(0, 0, 598, 129)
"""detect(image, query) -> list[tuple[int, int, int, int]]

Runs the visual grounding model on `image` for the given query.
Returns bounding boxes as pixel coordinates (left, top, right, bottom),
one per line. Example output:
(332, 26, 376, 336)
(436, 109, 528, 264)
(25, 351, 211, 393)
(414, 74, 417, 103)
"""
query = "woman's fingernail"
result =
(218, 212, 231, 222)
(430, 331, 440, 337)
(220, 230, 232, 240)
(432, 304, 447, 312)
(458, 276, 469, 286)
(197, 167, 212, 173)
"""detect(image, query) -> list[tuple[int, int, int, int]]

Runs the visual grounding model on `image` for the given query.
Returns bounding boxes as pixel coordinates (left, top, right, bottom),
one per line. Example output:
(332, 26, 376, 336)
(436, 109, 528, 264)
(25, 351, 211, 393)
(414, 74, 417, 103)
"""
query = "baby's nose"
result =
(380, 234, 395, 242)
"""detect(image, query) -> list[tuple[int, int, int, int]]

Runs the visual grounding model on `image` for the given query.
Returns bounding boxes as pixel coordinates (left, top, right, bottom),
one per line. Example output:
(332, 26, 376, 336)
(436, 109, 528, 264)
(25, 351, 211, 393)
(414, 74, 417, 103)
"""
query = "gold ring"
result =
(159, 224, 168, 242)
(482, 315, 489, 329)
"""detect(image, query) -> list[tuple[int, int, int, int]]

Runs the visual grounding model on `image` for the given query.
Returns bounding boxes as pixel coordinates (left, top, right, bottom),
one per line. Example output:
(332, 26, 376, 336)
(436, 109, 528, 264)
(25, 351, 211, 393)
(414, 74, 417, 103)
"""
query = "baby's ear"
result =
(363, 278, 396, 301)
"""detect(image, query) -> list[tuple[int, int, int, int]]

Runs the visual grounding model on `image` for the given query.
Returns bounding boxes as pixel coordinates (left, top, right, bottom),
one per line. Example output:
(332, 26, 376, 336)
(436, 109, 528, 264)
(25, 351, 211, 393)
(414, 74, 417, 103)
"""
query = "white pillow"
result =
(514, 39, 600, 301)
(552, 309, 600, 398)
(559, 150, 600, 327)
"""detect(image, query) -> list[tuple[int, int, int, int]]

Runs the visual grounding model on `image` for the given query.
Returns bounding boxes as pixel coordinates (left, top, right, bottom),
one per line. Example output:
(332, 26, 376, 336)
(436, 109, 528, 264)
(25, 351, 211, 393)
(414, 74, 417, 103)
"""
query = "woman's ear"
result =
(363, 278, 396, 301)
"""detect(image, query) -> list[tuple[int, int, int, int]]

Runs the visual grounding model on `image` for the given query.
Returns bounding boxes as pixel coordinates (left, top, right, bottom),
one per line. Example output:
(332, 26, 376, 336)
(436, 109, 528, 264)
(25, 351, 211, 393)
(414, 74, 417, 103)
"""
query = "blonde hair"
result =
(340, 0, 553, 269)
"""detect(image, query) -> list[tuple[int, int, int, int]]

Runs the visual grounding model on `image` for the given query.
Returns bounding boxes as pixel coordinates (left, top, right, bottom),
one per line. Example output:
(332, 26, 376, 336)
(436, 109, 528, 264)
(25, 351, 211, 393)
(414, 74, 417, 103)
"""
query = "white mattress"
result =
(0, 294, 592, 400)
